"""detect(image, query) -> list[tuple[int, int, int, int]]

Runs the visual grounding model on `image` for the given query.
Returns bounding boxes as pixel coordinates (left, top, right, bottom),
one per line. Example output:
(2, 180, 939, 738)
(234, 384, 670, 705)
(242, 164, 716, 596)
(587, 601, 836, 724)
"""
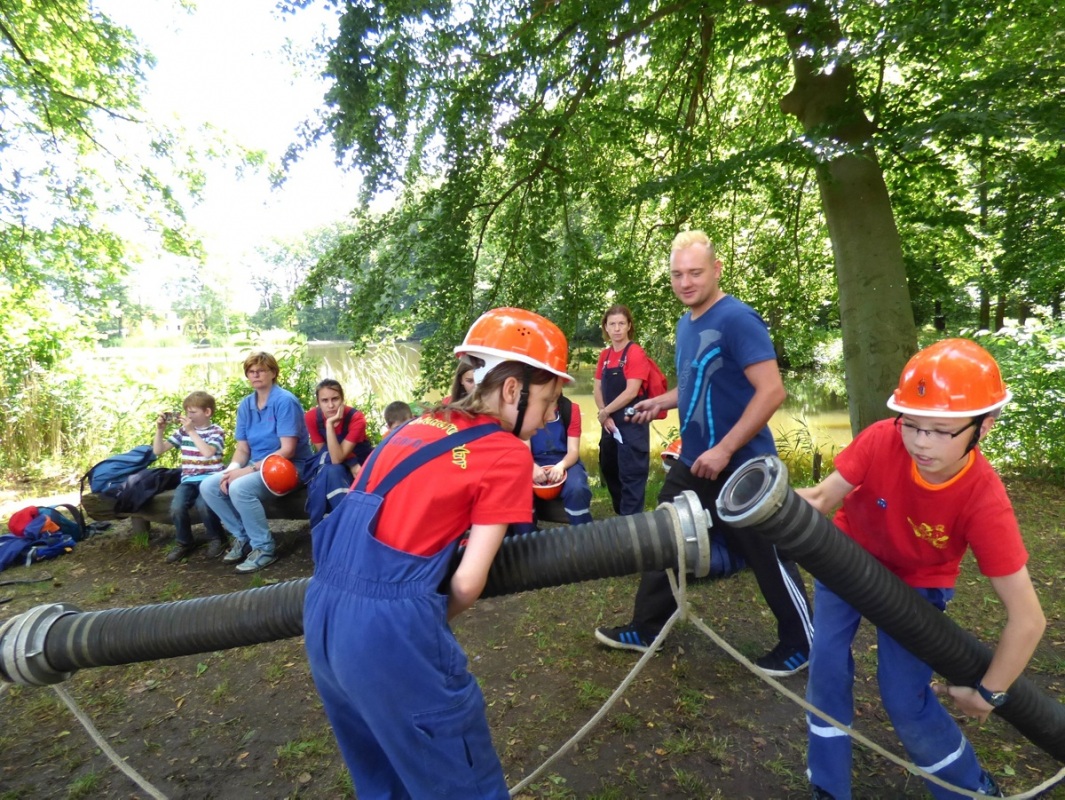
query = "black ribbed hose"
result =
(1, 492, 709, 686)
(717, 456, 1065, 763)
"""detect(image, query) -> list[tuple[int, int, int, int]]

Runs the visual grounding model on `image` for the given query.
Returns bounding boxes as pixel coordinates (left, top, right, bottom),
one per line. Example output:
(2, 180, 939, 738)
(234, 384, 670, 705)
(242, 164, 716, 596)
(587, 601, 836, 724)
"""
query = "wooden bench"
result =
(81, 489, 568, 534)
(81, 490, 310, 536)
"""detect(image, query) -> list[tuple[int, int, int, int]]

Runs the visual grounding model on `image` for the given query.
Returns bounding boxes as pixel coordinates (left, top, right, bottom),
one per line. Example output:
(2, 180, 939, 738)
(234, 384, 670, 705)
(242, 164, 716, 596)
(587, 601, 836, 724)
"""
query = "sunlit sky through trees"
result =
(96, 0, 362, 313)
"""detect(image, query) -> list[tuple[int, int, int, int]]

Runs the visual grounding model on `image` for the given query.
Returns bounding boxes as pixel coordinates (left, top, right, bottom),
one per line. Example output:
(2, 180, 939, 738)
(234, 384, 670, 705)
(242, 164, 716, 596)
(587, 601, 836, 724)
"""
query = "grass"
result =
(275, 730, 336, 776)
(0, 477, 1062, 797)
(66, 770, 103, 799)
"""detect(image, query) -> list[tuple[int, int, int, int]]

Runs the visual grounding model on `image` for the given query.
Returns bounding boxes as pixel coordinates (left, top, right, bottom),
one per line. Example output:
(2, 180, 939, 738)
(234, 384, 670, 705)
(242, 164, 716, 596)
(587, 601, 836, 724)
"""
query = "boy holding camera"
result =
(153, 391, 227, 562)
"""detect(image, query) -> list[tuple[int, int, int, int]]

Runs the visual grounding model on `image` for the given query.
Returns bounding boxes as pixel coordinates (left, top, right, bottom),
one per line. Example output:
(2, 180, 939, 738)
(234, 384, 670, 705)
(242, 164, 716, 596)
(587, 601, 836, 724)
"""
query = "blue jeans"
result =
(807, 580, 984, 800)
(169, 481, 225, 547)
(199, 471, 275, 554)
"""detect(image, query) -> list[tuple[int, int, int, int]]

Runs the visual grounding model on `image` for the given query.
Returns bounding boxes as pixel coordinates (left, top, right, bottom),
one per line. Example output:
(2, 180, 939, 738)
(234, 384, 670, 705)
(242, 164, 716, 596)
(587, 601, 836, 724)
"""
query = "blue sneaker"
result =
(234, 548, 277, 573)
(755, 642, 809, 676)
(594, 624, 656, 653)
(978, 770, 1003, 797)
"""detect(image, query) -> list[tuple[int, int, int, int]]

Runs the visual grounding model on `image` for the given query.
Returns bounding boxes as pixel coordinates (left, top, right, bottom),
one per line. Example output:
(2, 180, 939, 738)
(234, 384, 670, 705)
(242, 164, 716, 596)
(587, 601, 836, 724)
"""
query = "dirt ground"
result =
(1, 487, 1064, 799)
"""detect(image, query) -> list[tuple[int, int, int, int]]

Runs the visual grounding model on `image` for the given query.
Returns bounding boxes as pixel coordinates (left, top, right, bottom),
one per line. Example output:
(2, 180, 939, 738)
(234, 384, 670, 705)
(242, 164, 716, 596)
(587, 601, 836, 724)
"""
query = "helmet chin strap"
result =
(964, 413, 988, 454)
(510, 365, 532, 438)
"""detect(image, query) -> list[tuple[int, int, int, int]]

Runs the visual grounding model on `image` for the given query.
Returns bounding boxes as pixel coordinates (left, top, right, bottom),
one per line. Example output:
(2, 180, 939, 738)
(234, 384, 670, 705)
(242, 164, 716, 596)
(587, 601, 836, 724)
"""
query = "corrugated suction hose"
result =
(1, 491, 709, 687)
(716, 455, 1065, 763)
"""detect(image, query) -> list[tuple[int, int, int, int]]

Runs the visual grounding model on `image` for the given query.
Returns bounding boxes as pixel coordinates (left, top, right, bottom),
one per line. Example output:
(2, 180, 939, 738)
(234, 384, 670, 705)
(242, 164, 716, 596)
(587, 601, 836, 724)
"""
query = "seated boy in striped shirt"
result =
(153, 391, 227, 563)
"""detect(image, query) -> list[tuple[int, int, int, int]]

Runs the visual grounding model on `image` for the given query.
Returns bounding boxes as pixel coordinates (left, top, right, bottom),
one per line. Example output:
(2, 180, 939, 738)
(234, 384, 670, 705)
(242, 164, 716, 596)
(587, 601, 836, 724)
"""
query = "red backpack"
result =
(619, 343, 669, 420)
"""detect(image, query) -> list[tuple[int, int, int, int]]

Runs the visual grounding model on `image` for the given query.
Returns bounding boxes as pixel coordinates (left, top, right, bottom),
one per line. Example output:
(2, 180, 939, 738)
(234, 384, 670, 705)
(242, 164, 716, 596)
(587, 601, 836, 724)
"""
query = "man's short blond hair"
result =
(671, 230, 715, 257)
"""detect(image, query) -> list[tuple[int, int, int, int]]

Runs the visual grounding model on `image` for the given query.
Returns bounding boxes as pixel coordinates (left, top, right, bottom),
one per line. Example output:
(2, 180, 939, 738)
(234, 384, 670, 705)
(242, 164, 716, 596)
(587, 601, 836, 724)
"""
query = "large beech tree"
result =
(295, 0, 1063, 430)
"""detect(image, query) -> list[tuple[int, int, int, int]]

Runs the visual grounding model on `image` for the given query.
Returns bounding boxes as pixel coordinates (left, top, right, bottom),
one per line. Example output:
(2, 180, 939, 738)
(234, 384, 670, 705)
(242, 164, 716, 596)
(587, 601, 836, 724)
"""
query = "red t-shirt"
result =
(595, 343, 651, 391)
(305, 406, 368, 447)
(367, 412, 533, 556)
(832, 418, 1027, 588)
(565, 400, 582, 438)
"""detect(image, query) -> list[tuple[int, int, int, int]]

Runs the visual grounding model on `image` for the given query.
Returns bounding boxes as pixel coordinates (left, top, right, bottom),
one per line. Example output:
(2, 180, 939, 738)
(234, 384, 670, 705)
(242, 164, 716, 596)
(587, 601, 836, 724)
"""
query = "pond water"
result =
(90, 341, 852, 459)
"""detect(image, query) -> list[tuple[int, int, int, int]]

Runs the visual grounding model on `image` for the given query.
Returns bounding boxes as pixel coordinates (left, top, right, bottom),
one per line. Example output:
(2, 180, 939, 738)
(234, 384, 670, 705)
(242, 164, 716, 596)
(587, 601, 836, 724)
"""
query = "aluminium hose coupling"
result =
(0, 602, 80, 686)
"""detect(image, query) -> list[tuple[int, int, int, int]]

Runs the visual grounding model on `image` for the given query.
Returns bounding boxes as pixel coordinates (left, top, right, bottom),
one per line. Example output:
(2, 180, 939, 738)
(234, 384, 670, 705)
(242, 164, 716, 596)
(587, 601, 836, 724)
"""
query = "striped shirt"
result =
(167, 424, 225, 483)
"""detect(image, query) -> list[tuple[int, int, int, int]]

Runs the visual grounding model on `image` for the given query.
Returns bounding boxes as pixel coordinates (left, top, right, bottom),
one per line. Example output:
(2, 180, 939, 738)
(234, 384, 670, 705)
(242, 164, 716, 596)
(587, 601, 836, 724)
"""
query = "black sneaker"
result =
(165, 544, 196, 564)
(594, 624, 655, 653)
(755, 642, 809, 676)
(811, 785, 835, 800)
(205, 539, 227, 559)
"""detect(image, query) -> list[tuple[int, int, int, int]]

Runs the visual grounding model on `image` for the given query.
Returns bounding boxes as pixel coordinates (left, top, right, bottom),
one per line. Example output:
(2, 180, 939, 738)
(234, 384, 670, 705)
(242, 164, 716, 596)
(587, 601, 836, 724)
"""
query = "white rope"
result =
(507, 515, 1063, 800)
(686, 611, 1065, 800)
(51, 684, 170, 800)
(508, 603, 684, 796)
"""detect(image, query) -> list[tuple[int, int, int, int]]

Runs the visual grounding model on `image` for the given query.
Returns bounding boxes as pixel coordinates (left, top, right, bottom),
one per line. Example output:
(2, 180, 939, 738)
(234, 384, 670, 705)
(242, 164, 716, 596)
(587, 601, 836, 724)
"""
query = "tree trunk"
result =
(755, 0, 916, 434)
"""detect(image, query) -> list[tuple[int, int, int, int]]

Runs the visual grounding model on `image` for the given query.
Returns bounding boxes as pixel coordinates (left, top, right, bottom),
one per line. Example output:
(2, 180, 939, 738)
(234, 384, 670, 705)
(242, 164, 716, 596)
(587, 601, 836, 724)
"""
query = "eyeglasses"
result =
(246, 368, 271, 376)
(894, 415, 976, 443)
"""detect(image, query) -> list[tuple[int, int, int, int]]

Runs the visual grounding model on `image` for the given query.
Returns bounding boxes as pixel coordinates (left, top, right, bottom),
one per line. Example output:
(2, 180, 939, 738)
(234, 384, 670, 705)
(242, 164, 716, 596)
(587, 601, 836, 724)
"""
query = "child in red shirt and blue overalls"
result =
(798, 339, 1046, 799)
(304, 308, 573, 799)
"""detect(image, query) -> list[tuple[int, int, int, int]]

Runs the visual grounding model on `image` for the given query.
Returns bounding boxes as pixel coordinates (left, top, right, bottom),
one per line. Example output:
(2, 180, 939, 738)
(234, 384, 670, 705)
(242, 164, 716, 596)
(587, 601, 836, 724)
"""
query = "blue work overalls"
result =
(302, 408, 373, 531)
(304, 422, 510, 800)
(598, 343, 650, 515)
(527, 409, 592, 526)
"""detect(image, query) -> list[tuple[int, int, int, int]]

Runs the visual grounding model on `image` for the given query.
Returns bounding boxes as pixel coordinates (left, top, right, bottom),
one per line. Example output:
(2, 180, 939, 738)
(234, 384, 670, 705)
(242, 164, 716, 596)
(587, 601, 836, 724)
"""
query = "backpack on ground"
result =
(0, 531, 76, 573)
(81, 445, 158, 498)
(37, 504, 88, 541)
(7, 503, 88, 542)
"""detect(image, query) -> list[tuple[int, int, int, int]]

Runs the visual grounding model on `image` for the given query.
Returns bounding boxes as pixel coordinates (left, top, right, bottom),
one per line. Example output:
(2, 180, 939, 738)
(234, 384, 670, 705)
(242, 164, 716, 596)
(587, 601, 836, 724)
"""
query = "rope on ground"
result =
(508, 603, 683, 796)
(686, 611, 1065, 800)
(51, 684, 170, 800)
(509, 499, 696, 795)
(507, 499, 1061, 800)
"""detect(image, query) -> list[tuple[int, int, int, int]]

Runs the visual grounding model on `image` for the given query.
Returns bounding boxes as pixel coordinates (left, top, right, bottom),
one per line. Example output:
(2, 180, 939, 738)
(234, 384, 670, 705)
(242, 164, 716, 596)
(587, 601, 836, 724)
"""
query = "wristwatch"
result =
(976, 682, 1009, 707)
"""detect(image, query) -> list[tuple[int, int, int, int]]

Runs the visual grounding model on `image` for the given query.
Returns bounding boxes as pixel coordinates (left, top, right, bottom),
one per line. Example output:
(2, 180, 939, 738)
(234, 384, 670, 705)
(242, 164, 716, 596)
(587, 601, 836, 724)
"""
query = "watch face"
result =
(979, 684, 1008, 707)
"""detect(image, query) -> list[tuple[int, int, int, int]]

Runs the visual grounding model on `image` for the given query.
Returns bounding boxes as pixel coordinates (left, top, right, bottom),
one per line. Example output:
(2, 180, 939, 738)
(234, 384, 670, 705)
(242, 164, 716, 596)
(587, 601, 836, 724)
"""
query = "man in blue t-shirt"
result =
(594, 230, 813, 677)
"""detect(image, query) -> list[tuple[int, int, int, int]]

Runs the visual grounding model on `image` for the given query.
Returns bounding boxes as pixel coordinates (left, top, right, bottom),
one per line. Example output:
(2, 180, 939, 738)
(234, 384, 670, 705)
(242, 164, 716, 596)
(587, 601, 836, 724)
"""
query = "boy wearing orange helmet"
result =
(797, 339, 1046, 800)
(304, 308, 571, 799)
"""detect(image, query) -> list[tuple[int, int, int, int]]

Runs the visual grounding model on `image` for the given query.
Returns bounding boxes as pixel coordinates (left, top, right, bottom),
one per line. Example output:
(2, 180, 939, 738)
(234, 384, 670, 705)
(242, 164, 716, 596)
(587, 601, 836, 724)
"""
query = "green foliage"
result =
(294, 0, 838, 392)
(971, 322, 1065, 481)
(290, 0, 1064, 427)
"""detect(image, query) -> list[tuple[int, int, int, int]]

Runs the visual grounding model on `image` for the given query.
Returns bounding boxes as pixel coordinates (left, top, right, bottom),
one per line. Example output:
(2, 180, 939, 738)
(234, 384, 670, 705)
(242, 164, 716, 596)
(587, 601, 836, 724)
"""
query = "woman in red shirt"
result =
(304, 379, 372, 475)
(594, 304, 651, 515)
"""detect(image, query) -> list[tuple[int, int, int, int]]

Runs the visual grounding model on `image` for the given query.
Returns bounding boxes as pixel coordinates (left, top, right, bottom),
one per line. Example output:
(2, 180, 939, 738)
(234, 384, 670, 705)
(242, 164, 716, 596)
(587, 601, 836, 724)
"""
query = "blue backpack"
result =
(0, 531, 76, 572)
(30, 504, 87, 542)
(81, 445, 158, 497)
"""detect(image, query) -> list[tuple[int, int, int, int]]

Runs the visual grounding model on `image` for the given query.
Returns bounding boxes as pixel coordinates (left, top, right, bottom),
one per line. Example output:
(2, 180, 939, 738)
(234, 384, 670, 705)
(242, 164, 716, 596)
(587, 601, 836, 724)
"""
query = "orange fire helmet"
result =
(532, 472, 566, 500)
(261, 454, 300, 496)
(455, 307, 573, 384)
(886, 338, 1011, 418)
(660, 438, 682, 472)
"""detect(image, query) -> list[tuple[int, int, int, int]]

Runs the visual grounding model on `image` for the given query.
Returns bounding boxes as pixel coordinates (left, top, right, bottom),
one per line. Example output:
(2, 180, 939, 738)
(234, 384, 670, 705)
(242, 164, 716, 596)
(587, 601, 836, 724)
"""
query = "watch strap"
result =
(976, 682, 1008, 706)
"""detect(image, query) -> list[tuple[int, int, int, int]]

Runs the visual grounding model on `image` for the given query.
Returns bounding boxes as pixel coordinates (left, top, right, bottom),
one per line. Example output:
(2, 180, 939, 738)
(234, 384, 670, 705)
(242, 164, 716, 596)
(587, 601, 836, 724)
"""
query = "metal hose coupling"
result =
(0, 491, 710, 687)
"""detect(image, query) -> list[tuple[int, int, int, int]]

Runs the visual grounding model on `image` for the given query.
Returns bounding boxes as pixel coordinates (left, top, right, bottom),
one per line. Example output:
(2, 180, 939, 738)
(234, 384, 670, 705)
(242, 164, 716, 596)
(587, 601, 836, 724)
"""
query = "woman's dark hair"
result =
(601, 304, 635, 341)
(449, 356, 477, 403)
(315, 378, 345, 403)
